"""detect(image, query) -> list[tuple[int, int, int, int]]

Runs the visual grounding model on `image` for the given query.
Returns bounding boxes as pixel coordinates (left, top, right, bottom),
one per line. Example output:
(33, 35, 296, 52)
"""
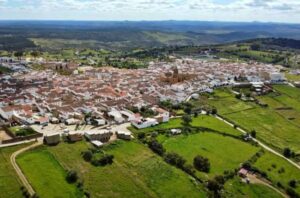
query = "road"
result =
(214, 114, 300, 170)
(10, 139, 43, 196)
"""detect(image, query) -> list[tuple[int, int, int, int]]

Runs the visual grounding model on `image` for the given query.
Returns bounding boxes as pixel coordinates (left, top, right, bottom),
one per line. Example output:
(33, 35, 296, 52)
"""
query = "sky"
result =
(0, 0, 299, 23)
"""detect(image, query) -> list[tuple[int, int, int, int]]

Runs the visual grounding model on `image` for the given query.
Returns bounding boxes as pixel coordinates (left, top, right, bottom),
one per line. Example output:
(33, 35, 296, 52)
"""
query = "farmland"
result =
(16, 147, 82, 198)
(44, 140, 206, 198)
(0, 144, 31, 198)
(205, 87, 300, 154)
(160, 132, 260, 179)
(129, 115, 241, 137)
(224, 177, 283, 198)
(254, 151, 300, 194)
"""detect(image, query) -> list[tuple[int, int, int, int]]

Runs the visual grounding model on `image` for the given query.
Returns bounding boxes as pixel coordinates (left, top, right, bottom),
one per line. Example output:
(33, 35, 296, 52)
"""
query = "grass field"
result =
(0, 144, 32, 198)
(206, 88, 300, 154)
(17, 147, 82, 198)
(46, 140, 206, 198)
(161, 132, 260, 179)
(224, 177, 283, 198)
(254, 152, 300, 194)
(129, 115, 241, 137)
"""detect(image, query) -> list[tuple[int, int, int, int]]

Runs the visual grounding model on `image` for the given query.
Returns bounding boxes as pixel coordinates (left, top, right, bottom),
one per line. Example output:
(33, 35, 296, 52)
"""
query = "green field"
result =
(46, 140, 206, 198)
(0, 144, 32, 198)
(9, 126, 37, 137)
(254, 152, 300, 194)
(206, 88, 300, 154)
(129, 115, 241, 137)
(224, 177, 283, 198)
(17, 147, 82, 198)
(161, 132, 260, 179)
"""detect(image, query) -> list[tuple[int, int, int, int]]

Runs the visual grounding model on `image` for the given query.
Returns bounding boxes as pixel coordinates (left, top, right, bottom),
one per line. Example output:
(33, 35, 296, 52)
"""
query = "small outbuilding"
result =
(67, 131, 83, 142)
(44, 133, 60, 145)
(91, 140, 104, 148)
(116, 131, 132, 140)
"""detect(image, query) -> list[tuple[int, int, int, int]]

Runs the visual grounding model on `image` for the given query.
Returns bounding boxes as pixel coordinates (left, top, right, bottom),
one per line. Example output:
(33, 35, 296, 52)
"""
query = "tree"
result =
(184, 107, 192, 114)
(164, 152, 186, 169)
(182, 114, 192, 126)
(66, 170, 78, 183)
(193, 155, 210, 173)
(211, 108, 217, 115)
(283, 148, 292, 158)
(14, 51, 23, 60)
(289, 180, 297, 188)
(250, 130, 256, 138)
(207, 175, 225, 196)
(30, 51, 39, 58)
(137, 132, 146, 140)
(148, 140, 165, 156)
(235, 94, 242, 99)
(194, 112, 199, 118)
(82, 150, 93, 162)
(250, 43, 261, 51)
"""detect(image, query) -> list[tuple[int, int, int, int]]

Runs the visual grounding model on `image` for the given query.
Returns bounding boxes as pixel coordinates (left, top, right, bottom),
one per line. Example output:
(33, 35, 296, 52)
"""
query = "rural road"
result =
(214, 114, 300, 171)
(10, 139, 43, 196)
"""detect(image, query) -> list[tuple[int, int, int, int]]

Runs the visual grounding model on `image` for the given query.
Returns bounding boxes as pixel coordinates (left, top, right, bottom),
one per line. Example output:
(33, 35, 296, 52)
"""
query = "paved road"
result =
(10, 139, 43, 196)
(214, 114, 300, 170)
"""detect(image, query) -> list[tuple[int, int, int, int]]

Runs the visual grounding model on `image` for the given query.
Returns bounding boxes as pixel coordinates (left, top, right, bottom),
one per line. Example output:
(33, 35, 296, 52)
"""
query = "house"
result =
(131, 118, 158, 129)
(67, 131, 83, 142)
(153, 107, 170, 123)
(94, 119, 106, 126)
(44, 133, 60, 145)
(270, 72, 285, 83)
(238, 168, 248, 178)
(116, 131, 132, 140)
(50, 117, 59, 124)
(108, 108, 125, 123)
(84, 130, 112, 142)
(65, 118, 81, 125)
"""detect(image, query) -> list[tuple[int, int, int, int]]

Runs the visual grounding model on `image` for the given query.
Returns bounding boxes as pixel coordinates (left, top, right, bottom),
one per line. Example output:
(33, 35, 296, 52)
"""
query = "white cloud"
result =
(0, 0, 299, 22)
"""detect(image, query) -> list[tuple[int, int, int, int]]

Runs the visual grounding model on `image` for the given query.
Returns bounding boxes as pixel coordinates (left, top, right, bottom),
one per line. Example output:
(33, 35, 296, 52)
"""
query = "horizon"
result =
(0, 0, 299, 23)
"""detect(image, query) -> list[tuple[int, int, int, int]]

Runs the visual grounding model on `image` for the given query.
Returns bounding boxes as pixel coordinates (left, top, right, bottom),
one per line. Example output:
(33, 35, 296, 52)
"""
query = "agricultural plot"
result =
(16, 147, 82, 198)
(161, 132, 260, 179)
(254, 152, 300, 195)
(0, 144, 31, 198)
(206, 88, 300, 154)
(224, 177, 283, 198)
(129, 115, 241, 137)
(47, 141, 206, 198)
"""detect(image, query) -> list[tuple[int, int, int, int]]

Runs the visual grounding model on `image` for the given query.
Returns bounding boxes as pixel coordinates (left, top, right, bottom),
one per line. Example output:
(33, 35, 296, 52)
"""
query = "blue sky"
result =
(0, 0, 299, 23)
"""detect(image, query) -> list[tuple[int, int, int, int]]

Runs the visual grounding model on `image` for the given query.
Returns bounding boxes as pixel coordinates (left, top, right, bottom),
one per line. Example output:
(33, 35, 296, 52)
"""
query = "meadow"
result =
(224, 177, 283, 198)
(16, 147, 82, 198)
(0, 145, 28, 198)
(46, 140, 206, 198)
(161, 132, 260, 179)
(254, 151, 300, 194)
(206, 88, 300, 154)
(129, 115, 242, 137)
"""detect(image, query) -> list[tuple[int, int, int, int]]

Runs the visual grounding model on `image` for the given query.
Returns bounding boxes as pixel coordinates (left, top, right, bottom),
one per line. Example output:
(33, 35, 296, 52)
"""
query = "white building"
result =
(108, 108, 125, 123)
(270, 72, 285, 82)
(132, 118, 158, 129)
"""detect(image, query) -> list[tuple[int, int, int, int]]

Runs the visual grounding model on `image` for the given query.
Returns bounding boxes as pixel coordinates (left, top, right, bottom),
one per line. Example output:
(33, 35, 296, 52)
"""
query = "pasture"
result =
(16, 147, 82, 198)
(161, 132, 260, 179)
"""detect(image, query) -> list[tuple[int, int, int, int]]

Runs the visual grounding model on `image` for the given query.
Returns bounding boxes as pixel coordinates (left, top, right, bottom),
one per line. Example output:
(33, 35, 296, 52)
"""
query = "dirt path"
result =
(10, 139, 43, 196)
(247, 174, 288, 198)
(214, 114, 300, 171)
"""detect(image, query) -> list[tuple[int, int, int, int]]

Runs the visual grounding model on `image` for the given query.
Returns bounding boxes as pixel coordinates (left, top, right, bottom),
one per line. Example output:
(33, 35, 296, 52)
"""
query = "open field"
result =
(0, 144, 32, 198)
(161, 132, 260, 179)
(224, 177, 283, 198)
(206, 88, 300, 154)
(46, 140, 206, 198)
(16, 147, 82, 198)
(129, 115, 241, 137)
(254, 151, 300, 195)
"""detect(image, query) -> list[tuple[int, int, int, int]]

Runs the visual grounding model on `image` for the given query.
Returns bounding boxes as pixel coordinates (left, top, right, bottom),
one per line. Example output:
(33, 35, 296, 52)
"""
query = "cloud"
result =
(0, 0, 299, 22)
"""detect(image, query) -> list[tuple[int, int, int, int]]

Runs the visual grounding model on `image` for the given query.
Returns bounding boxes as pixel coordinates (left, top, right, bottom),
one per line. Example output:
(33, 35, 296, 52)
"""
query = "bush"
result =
(137, 132, 146, 140)
(283, 148, 293, 158)
(289, 180, 297, 188)
(211, 108, 217, 115)
(148, 140, 165, 156)
(98, 154, 114, 166)
(66, 170, 78, 183)
(193, 155, 210, 173)
(250, 130, 256, 138)
(82, 150, 93, 162)
(286, 187, 300, 198)
(164, 152, 186, 169)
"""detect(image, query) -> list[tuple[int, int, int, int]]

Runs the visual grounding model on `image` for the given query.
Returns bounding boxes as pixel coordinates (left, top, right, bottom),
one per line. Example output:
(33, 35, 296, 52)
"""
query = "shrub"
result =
(98, 154, 114, 166)
(82, 150, 93, 162)
(148, 140, 165, 156)
(193, 155, 210, 173)
(164, 152, 186, 169)
(250, 130, 256, 138)
(283, 148, 292, 158)
(137, 132, 146, 140)
(286, 187, 300, 198)
(289, 180, 297, 188)
(66, 170, 78, 183)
